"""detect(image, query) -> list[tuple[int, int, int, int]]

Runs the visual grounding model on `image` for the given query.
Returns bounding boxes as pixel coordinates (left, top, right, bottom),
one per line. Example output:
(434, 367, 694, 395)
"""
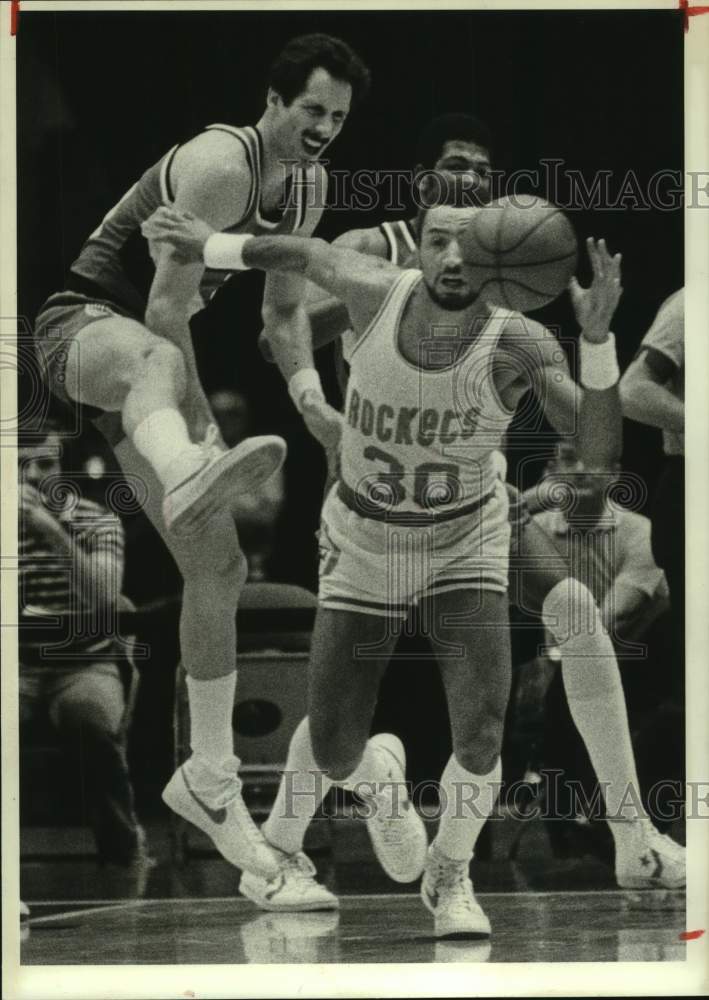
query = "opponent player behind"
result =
(256, 112, 686, 898)
(32, 34, 370, 878)
(144, 201, 645, 938)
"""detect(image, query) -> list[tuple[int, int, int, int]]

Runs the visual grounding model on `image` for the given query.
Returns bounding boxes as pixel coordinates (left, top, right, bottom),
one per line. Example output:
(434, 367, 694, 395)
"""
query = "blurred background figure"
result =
(620, 289, 684, 699)
(510, 441, 676, 853)
(209, 389, 285, 581)
(18, 422, 149, 868)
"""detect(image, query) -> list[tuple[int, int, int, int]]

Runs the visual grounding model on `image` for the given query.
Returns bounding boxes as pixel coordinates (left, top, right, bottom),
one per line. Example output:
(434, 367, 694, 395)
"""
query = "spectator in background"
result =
(511, 441, 673, 848)
(19, 423, 148, 867)
(620, 289, 684, 694)
(209, 390, 285, 581)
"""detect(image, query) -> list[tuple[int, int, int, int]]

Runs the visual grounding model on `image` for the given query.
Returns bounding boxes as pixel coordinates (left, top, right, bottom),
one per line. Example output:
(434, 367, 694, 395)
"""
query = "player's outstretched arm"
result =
(258, 227, 389, 362)
(532, 237, 623, 469)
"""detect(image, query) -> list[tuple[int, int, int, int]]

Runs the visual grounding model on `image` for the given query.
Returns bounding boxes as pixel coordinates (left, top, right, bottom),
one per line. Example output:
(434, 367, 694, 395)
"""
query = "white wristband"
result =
(204, 233, 254, 271)
(579, 332, 620, 390)
(288, 368, 324, 413)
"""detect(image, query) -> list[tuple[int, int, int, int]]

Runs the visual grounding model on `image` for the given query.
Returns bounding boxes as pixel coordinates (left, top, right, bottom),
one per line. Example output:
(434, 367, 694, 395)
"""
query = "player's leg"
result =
(422, 587, 511, 938)
(517, 516, 685, 888)
(112, 436, 277, 878)
(60, 312, 285, 534)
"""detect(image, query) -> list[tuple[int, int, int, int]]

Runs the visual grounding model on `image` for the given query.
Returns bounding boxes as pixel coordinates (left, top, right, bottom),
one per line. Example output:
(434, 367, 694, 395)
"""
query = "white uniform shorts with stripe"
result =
(318, 479, 510, 619)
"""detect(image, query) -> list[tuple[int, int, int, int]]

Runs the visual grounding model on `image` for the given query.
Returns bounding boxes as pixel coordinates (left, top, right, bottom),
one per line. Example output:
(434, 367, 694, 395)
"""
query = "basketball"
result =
(459, 195, 578, 313)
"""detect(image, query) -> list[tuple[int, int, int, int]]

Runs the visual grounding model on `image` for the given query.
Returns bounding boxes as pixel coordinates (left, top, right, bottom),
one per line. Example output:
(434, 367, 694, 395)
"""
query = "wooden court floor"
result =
(21, 889, 686, 965)
(19, 819, 687, 966)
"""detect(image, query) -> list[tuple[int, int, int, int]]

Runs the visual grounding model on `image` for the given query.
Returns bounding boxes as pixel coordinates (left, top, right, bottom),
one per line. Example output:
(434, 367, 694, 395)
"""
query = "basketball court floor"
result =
(19, 819, 687, 966)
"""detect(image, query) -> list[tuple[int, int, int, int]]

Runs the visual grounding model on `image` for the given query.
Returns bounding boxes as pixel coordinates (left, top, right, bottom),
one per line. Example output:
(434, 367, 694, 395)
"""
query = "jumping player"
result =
(255, 113, 686, 903)
(142, 199, 668, 937)
(32, 34, 370, 878)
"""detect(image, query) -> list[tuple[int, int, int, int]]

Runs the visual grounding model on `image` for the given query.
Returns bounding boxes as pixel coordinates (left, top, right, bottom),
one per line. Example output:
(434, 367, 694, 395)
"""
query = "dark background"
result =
(17, 9, 684, 809)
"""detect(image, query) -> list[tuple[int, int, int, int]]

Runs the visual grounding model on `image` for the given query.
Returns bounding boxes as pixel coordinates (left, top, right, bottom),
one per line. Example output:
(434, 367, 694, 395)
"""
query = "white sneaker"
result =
(163, 427, 286, 535)
(421, 844, 491, 939)
(240, 842, 339, 912)
(163, 755, 278, 878)
(615, 820, 686, 890)
(359, 733, 428, 884)
(20, 900, 30, 920)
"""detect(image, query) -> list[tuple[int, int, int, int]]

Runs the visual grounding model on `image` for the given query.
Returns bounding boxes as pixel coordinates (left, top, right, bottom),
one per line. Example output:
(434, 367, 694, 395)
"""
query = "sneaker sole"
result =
(366, 734, 428, 884)
(163, 772, 277, 878)
(240, 878, 340, 913)
(165, 436, 286, 536)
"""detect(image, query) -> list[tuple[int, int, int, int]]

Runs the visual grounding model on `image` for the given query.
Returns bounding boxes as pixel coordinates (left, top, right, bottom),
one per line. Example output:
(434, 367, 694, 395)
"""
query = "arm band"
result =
(204, 233, 254, 271)
(579, 332, 620, 390)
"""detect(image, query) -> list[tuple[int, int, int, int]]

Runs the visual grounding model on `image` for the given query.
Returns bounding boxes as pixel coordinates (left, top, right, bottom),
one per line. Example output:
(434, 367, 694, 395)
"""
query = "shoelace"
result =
(280, 851, 317, 885)
(430, 858, 477, 915)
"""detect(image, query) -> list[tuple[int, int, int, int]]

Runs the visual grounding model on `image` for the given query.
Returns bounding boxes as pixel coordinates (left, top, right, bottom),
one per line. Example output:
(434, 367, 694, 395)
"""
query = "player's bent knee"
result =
(454, 717, 504, 774)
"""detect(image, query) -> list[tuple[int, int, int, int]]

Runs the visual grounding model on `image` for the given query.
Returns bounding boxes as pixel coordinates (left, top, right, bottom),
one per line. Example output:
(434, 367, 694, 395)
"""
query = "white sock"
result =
(433, 755, 502, 862)
(186, 671, 236, 768)
(132, 408, 199, 489)
(262, 717, 332, 855)
(542, 578, 647, 850)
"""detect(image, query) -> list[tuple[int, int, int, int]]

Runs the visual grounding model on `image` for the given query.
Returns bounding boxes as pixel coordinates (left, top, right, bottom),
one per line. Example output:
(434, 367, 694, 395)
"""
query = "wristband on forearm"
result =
(204, 233, 254, 271)
(288, 368, 324, 413)
(579, 332, 620, 390)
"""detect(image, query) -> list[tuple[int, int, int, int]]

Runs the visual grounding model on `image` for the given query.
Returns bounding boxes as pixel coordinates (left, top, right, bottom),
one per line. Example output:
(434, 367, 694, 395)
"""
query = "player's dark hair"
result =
(415, 112, 493, 168)
(268, 34, 371, 108)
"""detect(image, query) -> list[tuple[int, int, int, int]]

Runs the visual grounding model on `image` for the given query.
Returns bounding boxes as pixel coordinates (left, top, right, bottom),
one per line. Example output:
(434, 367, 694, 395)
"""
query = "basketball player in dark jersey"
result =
(32, 33, 370, 879)
(242, 113, 685, 903)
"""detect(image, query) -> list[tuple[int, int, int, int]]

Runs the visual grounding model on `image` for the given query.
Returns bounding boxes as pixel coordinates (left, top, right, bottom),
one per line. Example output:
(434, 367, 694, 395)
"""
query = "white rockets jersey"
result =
(340, 268, 518, 519)
(341, 220, 417, 367)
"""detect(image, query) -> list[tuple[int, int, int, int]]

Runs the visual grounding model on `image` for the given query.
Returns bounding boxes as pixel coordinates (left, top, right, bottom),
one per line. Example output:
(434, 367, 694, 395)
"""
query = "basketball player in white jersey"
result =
(145, 197, 685, 936)
(255, 113, 686, 902)
(32, 34, 370, 879)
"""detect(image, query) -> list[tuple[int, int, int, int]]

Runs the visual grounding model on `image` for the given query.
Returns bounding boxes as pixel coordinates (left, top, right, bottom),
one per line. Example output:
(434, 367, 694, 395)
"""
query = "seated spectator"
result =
(209, 389, 285, 581)
(18, 422, 148, 867)
(512, 441, 676, 848)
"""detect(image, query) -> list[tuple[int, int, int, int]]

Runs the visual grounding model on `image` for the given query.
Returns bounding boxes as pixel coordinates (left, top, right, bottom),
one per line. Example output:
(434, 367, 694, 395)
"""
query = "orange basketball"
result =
(459, 195, 578, 312)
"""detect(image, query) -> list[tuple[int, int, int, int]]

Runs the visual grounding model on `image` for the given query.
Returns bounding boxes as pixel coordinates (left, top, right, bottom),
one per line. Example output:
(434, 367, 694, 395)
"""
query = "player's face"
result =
(272, 68, 352, 162)
(419, 140, 493, 207)
(418, 206, 480, 310)
(547, 443, 612, 520)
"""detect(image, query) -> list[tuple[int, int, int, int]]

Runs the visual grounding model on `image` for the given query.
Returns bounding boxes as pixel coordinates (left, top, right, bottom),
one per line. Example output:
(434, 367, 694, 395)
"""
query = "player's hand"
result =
(141, 207, 215, 263)
(300, 391, 344, 453)
(568, 237, 623, 344)
(20, 485, 64, 540)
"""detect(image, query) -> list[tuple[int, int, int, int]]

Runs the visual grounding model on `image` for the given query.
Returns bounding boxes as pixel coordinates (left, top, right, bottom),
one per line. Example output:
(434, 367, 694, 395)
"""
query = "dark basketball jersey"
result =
(68, 125, 317, 318)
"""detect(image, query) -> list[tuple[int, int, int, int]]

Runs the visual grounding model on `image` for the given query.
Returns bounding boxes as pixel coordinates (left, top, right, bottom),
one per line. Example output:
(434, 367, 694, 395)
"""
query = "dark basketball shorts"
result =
(33, 291, 140, 443)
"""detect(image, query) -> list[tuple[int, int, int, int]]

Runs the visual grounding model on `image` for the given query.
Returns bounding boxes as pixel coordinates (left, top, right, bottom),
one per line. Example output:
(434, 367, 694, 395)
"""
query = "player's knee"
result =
(454, 714, 504, 774)
(139, 336, 187, 395)
(310, 725, 360, 781)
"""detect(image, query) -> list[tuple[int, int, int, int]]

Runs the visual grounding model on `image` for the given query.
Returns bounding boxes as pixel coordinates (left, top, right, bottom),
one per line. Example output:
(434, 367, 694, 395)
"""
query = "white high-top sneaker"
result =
(615, 819, 686, 890)
(421, 843, 491, 939)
